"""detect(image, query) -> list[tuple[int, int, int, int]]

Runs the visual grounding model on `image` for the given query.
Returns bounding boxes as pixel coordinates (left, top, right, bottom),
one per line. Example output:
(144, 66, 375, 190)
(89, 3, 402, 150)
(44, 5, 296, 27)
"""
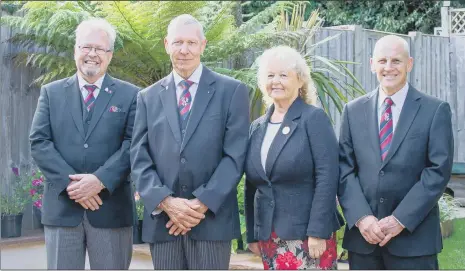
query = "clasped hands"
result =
(357, 215, 405, 246)
(160, 196, 208, 236)
(66, 174, 104, 211)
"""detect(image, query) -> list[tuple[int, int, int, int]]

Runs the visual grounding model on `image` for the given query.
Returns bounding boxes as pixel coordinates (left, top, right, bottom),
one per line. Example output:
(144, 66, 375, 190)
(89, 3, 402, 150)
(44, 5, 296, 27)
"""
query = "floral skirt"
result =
(258, 232, 337, 270)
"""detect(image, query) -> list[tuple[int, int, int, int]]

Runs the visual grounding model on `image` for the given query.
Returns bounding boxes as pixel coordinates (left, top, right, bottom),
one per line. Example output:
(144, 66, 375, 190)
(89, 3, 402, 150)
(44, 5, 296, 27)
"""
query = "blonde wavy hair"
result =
(257, 45, 317, 106)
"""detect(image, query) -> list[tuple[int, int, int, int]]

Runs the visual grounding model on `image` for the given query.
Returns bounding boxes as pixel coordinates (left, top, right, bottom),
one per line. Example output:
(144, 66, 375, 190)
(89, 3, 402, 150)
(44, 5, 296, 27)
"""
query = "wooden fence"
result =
(1, 18, 465, 230)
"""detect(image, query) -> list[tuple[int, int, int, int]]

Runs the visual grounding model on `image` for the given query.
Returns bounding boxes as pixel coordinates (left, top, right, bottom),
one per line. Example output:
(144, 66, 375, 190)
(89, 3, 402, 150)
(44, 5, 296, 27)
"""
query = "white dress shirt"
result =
(377, 82, 409, 133)
(261, 122, 281, 171)
(77, 73, 105, 100)
(151, 64, 203, 216)
(172, 63, 203, 107)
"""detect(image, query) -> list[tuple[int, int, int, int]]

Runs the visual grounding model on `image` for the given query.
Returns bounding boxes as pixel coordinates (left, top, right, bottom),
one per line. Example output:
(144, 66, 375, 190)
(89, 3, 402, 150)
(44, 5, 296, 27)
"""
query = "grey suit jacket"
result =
(30, 74, 139, 228)
(130, 66, 250, 242)
(338, 85, 454, 257)
(244, 97, 344, 243)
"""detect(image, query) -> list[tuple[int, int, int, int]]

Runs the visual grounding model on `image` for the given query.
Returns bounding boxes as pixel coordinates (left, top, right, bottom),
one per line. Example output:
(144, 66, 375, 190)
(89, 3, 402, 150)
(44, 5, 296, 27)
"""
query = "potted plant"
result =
(439, 192, 459, 238)
(133, 192, 144, 244)
(0, 166, 33, 238)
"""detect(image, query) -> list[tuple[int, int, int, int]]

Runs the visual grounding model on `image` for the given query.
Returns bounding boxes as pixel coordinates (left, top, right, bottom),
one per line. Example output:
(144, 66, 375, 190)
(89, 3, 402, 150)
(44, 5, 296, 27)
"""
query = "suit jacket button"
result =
(181, 185, 187, 191)
(181, 158, 186, 164)
(380, 198, 385, 203)
(269, 200, 274, 207)
(84, 144, 88, 148)
(379, 170, 384, 176)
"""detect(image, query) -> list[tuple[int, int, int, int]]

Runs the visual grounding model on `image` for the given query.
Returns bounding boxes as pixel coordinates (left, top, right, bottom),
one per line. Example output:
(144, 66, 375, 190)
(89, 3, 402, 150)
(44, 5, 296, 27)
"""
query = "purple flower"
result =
(12, 167, 19, 176)
(32, 170, 36, 176)
(29, 189, 37, 195)
(33, 200, 42, 208)
(32, 179, 42, 186)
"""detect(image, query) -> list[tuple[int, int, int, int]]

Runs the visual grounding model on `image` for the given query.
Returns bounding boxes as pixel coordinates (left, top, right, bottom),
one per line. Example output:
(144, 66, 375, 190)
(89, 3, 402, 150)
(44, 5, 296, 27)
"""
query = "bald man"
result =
(337, 35, 454, 269)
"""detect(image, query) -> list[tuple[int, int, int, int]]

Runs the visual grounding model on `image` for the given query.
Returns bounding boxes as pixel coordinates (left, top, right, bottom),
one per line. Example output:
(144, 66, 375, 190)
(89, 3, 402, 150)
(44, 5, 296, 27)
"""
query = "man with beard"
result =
(30, 18, 139, 270)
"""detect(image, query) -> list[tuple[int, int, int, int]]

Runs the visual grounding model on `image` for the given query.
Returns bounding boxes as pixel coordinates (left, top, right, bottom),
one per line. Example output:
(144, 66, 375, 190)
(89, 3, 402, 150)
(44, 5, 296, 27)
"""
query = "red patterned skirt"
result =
(258, 231, 337, 270)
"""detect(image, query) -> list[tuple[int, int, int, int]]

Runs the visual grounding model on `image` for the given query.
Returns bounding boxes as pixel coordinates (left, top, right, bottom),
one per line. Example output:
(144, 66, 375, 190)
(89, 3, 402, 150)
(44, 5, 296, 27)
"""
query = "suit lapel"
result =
(364, 89, 383, 166)
(85, 74, 115, 140)
(265, 98, 304, 179)
(180, 67, 215, 153)
(160, 74, 182, 146)
(65, 75, 85, 140)
(382, 85, 421, 166)
(250, 110, 272, 182)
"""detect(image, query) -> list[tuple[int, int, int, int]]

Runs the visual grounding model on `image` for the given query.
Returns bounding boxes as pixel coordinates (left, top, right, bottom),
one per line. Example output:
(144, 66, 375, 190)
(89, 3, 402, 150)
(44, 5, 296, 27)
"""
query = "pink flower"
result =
(32, 179, 42, 186)
(29, 189, 37, 195)
(33, 200, 42, 208)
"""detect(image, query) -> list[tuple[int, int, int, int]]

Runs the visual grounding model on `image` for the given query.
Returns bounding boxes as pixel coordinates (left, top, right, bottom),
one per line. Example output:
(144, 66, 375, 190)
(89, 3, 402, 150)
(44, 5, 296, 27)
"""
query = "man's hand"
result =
(67, 180, 102, 211)
(186, 198, 208, 214)
(378, 215, 404, 247)
(357, 215, 385, 245)
(67, 174, 103, 201)
(76, 195, 103, 211)
(166, 198, 209, 235)
(248, 242, 261, 256)
(161, 197, 205, 235)
(308, 236, 326, 259)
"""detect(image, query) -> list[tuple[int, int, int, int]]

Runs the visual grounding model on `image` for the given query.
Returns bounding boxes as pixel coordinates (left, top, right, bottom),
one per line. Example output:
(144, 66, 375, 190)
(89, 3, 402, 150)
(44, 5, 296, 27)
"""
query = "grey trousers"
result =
(44, 212, 132, 270)
(149, 234, 231, 270)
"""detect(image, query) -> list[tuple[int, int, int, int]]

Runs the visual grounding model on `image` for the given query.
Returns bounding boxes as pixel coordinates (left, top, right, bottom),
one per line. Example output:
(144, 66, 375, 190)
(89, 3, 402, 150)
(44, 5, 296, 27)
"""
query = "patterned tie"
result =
(379, 97, 394, 161)
(83, 84, 97, 111)
(178, 80, 194, 121)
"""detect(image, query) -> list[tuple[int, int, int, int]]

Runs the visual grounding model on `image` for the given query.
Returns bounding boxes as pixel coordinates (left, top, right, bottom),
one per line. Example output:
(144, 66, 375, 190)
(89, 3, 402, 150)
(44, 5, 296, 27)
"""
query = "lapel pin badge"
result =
(104, 87, 112, 94)
(282, 126, 290, 135)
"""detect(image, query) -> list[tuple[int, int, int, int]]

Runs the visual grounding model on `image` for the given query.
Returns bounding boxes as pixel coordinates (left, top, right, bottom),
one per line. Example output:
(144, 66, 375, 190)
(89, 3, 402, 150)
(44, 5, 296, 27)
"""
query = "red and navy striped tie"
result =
(380, 97, 394, 161)
(83, 84, 97, 111)
(178, 80, 194, 121)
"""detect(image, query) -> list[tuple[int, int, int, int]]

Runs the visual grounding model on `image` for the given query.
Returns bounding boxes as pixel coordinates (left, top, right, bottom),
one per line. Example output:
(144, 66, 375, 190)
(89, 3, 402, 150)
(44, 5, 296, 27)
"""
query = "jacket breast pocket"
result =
(102, 111, 126, 120)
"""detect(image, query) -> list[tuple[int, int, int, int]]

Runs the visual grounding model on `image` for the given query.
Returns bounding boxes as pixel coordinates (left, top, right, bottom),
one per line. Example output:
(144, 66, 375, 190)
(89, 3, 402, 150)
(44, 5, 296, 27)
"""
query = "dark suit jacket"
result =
(338, 85, 454, 257)
(29, 74, 139, 228)
(244, 97, 344, 243)
(130, 66, 250, 242)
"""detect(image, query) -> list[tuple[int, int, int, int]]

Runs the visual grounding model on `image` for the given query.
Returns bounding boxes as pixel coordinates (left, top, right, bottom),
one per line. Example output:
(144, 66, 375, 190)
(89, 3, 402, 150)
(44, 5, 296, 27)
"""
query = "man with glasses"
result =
(30, 18, 139, 270)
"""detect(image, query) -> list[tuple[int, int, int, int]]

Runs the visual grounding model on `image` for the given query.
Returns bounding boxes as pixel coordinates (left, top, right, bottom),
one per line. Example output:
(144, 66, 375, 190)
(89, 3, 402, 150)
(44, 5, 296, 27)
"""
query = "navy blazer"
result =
(338, 85, 454, 257)
(130, 66, 250, 242)
(244, 97, 344, 243)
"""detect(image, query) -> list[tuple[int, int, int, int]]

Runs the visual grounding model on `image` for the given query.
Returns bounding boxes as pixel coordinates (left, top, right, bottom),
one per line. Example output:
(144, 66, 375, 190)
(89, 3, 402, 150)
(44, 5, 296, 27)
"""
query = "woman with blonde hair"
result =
(244, 45, 344, 270)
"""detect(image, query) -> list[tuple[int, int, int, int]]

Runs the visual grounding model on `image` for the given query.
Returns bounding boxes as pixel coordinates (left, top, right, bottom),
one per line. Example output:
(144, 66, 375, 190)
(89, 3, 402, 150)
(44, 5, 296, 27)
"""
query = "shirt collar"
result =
(172, 63, 203, 87)
(378, 82, 409, 109)
(77, 73, 106, 91)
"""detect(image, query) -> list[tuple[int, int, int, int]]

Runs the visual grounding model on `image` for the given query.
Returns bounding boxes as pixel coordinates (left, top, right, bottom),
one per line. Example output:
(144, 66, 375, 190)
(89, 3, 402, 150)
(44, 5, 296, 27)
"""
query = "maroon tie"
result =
(379, 97, 393, 161)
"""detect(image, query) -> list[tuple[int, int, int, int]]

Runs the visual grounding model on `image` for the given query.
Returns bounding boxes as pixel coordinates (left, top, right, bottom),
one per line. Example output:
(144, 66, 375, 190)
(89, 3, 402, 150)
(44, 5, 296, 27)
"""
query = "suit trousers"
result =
(348, 246, 438, 270)
(44, 212, 132, 270)
(149, 234, 231, 269)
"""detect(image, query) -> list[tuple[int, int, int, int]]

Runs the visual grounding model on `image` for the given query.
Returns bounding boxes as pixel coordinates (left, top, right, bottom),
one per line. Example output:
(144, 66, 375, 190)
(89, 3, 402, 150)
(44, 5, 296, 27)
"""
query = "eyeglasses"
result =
(78, 46, 111, 55)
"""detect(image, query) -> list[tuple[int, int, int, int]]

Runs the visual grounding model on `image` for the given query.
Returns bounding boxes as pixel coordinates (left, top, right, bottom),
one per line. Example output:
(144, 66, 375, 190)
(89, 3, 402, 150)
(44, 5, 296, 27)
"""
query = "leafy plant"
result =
(439, 193, 460, 223)
(232, 175, 247, 253)
(1, 1, 364, 120)
(336, 200, 348, 261)
(1, 166, 34, 216)
(134, 192, 144, 221)
(29, 169, 44, 209)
